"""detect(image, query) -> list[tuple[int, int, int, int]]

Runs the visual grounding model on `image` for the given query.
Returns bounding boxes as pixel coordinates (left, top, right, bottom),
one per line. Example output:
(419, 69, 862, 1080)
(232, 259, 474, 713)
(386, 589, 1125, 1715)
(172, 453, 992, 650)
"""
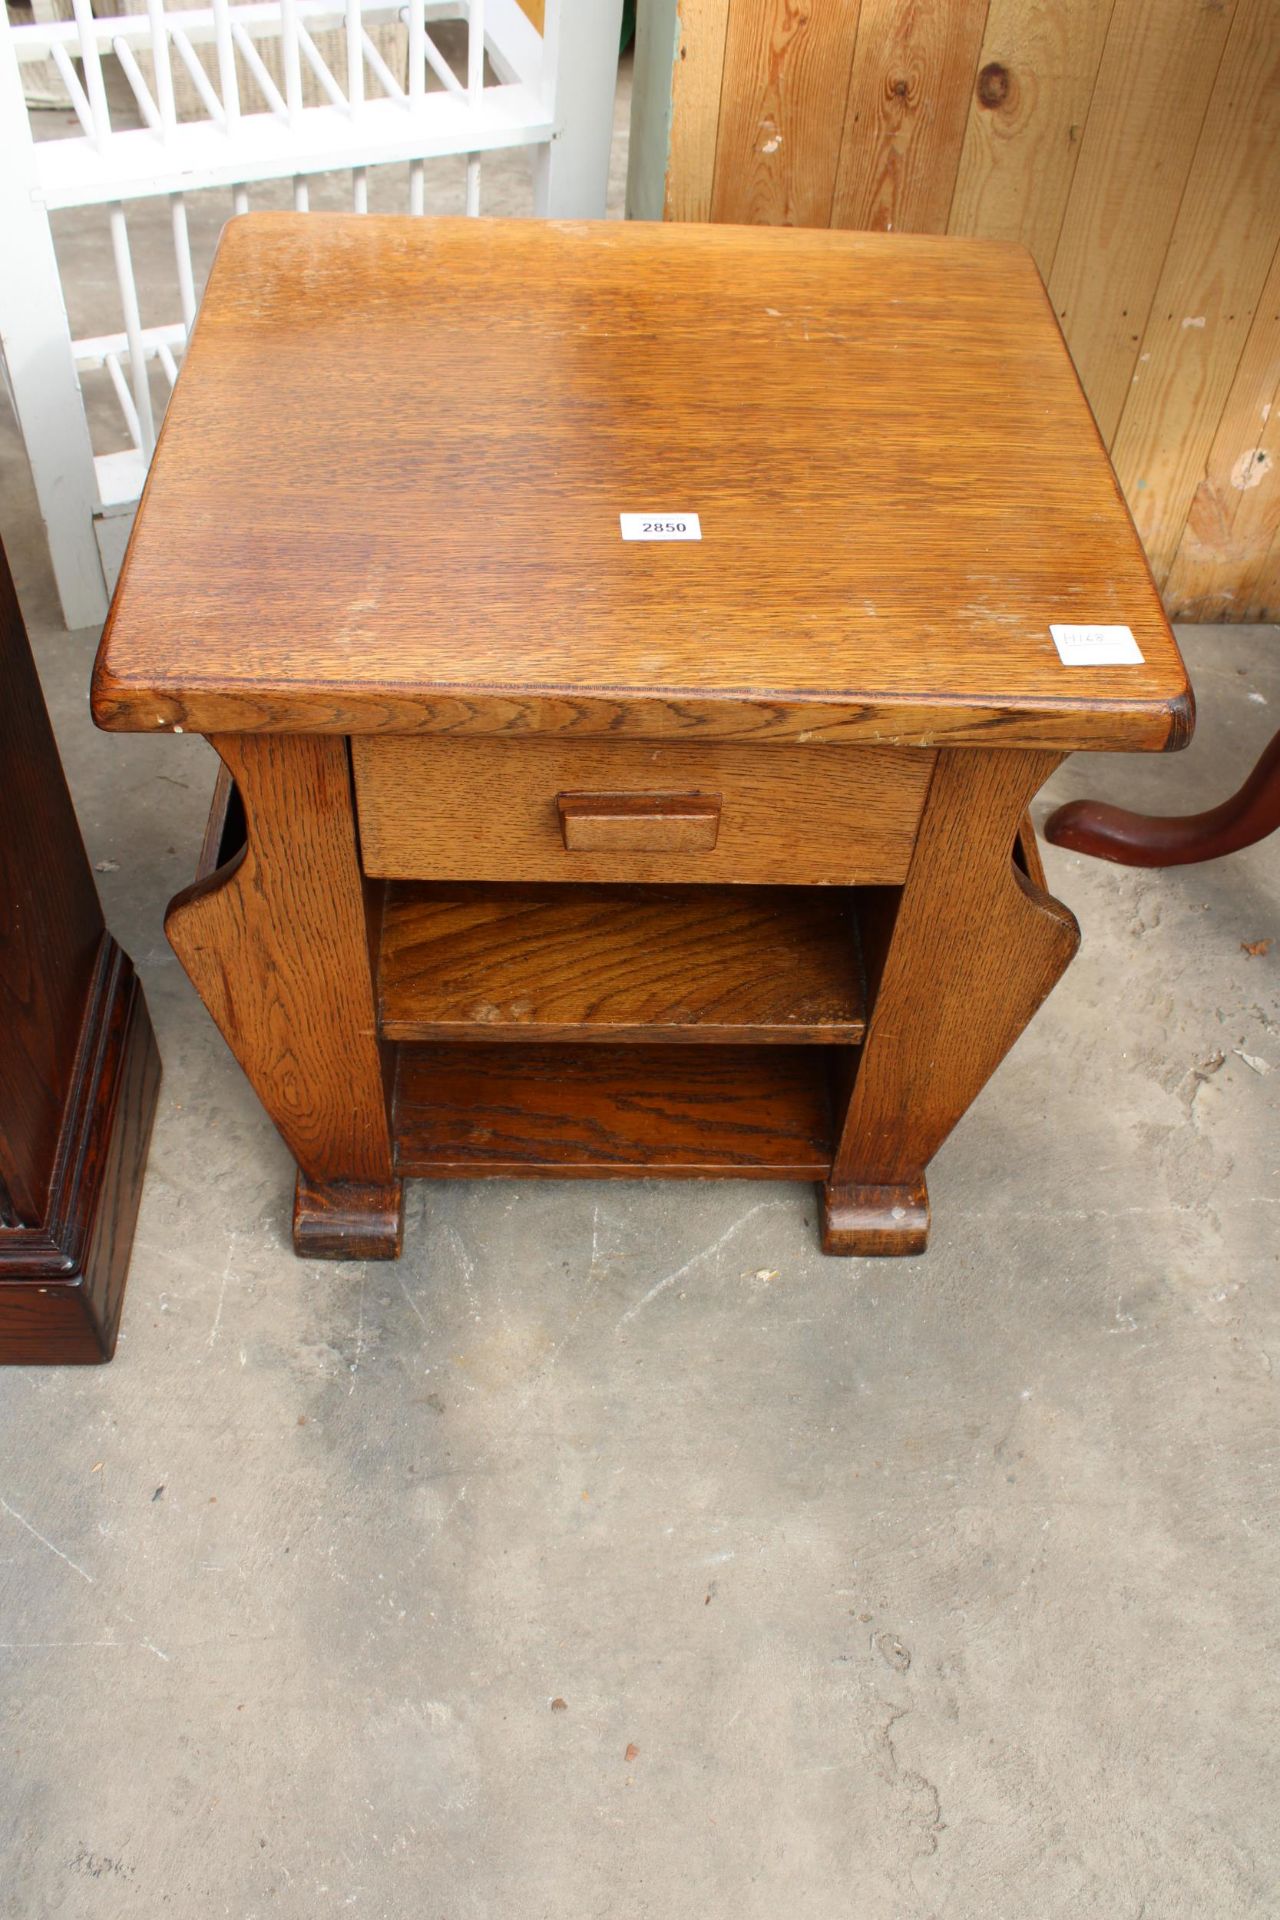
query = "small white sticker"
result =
(620, 513, 702, 541)
(1050, 623, 1145, 666)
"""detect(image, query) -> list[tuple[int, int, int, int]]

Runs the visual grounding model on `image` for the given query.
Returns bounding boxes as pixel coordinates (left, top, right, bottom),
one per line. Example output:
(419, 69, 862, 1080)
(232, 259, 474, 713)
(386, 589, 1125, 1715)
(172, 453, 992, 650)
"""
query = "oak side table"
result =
(92, 215, 1191, 1261)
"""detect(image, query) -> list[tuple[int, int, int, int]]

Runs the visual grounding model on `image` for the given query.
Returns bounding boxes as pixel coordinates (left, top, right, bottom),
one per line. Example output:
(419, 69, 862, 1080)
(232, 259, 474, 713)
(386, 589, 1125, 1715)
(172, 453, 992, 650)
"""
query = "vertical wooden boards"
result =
(1162, 239, 1280, 619)
(830, 0, 990, 234)
(651, 0, 1280, 614)
(946, 0, 1114, 275)
(1243, 525, 1280, 622)
(710, 0, 862, 227)
(1045, 0, 1240, 448)
(664, 0, 733, 221)
(1110, 0, 1280, 582)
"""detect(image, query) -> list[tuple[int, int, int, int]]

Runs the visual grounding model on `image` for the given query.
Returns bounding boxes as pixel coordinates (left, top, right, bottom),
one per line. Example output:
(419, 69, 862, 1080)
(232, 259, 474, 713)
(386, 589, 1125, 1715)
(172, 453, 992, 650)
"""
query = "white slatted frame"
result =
(0, 0, 624, 625)
(0, 2, 106, 623)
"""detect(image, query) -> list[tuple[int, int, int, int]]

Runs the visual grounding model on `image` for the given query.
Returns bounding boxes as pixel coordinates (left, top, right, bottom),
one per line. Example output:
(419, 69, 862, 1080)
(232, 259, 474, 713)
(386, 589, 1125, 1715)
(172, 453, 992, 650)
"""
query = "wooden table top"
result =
(93, 214, 1190, 752)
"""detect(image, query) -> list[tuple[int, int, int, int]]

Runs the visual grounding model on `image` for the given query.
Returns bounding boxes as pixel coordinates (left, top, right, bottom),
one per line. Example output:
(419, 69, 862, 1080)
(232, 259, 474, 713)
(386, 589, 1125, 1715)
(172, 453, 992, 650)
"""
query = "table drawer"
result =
(352, 736, 934, 885)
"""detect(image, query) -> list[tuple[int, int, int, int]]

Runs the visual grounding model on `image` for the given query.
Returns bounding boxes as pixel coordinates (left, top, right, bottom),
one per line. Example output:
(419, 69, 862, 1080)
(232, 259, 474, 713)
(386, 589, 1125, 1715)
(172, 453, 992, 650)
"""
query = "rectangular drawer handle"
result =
(557, 791, 721, 854)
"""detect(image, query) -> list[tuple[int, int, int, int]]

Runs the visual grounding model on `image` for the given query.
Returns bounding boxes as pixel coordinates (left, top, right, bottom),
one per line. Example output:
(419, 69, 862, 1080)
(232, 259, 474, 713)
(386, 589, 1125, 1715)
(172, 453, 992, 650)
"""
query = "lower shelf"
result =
(394, 1043, 837, 1179)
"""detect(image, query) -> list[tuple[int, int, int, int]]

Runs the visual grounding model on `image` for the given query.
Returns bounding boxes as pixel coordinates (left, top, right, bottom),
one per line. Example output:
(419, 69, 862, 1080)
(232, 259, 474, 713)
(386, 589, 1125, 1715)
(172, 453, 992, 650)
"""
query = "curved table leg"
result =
(166, 734, 402, 1258)
(1045, 728, 1280, 867)
(824, 749, 1081, 1255)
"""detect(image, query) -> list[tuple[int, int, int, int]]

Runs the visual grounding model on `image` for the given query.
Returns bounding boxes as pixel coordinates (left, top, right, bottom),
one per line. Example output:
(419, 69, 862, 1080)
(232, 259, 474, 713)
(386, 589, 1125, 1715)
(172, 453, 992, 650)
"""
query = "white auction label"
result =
(1050, 623, 1145, 666)
(620, 513, 702, 541)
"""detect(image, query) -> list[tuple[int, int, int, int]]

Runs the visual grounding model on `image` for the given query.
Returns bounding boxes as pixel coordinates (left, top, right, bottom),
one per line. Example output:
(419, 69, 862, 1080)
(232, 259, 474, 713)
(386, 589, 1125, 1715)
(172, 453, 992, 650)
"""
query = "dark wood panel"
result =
(379, 883, 866, 1045)
(293, 1170, 404, 1260)
(0, 937, 161, 1363)
(394, 1043, 836, 1178)
(0, 546, 104, 1224)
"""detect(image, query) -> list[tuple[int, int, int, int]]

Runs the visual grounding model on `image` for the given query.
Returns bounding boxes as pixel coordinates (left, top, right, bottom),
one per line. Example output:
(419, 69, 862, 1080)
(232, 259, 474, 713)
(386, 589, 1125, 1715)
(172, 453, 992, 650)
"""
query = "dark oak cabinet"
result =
(1, 542, 159, 1362)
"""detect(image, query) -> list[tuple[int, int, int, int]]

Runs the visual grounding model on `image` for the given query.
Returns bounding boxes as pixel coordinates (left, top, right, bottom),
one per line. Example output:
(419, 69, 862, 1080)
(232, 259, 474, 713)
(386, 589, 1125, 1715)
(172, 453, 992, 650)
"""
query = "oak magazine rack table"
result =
(92, 215, 1191, 1260)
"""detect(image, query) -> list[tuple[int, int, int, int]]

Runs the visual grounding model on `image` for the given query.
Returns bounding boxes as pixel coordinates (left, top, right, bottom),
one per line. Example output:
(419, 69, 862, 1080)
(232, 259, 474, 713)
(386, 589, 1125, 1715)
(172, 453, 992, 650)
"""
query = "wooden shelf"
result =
(379, 884, 865, 1045)
(394, 1044, 836, 1179)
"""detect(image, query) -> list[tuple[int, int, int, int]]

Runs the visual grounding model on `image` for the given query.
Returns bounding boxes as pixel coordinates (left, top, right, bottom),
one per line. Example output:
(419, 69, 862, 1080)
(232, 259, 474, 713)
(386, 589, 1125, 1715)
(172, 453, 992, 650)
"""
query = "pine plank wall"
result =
(628, 0, 1280, 621)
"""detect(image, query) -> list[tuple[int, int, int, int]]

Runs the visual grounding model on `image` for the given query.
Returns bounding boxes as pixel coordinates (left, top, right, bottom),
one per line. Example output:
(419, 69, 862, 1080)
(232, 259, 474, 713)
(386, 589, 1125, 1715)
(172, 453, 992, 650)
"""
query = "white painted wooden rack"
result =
(0, 0, 622, 624)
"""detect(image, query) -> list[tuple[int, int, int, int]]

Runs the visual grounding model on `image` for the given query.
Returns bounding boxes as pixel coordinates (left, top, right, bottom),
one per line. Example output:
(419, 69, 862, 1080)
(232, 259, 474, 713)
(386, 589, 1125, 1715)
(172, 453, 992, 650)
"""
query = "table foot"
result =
(293, 1172, 404, 1260)
(821, 1179, 929, 1256)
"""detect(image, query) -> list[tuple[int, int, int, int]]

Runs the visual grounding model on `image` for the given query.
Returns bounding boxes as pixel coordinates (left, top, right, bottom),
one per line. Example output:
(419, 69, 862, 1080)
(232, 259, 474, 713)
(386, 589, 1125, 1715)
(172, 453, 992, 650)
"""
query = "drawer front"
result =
(352, 736, 934, 885)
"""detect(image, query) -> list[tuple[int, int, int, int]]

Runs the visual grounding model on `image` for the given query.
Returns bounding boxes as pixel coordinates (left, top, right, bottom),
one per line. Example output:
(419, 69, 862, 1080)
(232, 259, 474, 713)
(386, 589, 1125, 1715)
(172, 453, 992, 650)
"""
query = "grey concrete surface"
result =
(2, 77, 1279, 1919)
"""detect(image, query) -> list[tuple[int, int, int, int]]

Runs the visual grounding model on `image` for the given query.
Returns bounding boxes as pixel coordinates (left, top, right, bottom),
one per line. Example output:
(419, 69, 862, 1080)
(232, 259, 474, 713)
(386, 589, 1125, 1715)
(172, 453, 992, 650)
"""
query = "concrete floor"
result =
(2, 73, 1279, 1920)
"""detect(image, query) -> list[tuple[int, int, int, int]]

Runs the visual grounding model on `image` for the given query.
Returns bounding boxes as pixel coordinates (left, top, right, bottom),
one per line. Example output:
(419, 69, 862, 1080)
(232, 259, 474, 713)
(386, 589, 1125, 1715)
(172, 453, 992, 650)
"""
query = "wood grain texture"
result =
(710, 0, 860, 227)
(664, 0, 732, 221)
(557, 791, 721, 853)
(394, 1043, 835, 1178)
(1244, 519, 1280, 622)
(1162, 236, 1280, 619)
(946, 0, 1114, 275)
(1015, 814, 1048, 894)
(90, 684, 1195, 752)
(0, 938, 161, 1363)
(166, 734, 397, 1220)
(830, 748, 1079, 1198)
(64, 950, 160, 1358)
(93, 216, 1189, 752)
(1, 545, 105, 1224)
(378, 883, 867, 1044)
(293, 1171, 404, 1260)
(1110, 0, 1280, 582)
(1045, 0, 1240, 448)
(830, 0, 991, 235)
(822, 1178, 929, 1255)
(354, 734, 933, 884)
(656, 0, 1280, 616)
(1, 535, 159, 1359)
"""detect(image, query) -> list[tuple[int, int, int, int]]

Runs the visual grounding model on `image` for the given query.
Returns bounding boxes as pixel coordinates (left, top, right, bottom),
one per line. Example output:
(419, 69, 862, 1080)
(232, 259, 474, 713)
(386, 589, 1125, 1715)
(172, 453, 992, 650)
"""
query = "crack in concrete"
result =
(876, 1699, 945, 1888)
(614, 1201, 780, 1331)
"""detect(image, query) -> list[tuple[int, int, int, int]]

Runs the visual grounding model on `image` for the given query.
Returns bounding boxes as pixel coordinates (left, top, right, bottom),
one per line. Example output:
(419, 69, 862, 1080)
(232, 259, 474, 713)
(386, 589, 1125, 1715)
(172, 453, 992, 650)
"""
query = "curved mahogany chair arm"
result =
(1044, 728, 1280, 868)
